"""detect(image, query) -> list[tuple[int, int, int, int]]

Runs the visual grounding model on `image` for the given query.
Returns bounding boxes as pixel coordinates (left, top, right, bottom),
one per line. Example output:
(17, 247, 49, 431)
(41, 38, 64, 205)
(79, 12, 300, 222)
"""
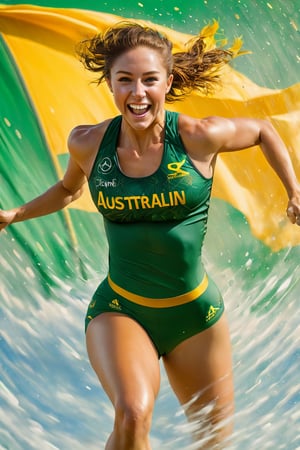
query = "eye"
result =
(118, 76, 131, 82)
(144, 76, 158, 83)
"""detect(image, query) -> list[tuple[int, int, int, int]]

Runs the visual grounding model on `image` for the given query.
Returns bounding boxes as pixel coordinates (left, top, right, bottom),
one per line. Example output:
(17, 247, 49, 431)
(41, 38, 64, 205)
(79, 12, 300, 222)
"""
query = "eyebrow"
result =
(116, 70, 160, 75)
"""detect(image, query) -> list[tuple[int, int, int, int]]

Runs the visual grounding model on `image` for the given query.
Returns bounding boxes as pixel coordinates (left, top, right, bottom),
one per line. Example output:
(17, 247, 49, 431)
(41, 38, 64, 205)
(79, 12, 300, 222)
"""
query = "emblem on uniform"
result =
(98, 157, 113, 174)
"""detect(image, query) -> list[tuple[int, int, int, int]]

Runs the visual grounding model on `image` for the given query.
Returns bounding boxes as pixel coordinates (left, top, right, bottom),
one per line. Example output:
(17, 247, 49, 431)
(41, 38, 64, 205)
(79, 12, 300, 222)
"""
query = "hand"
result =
(0, 209, 16, 231)
(286, 197, 300, 226)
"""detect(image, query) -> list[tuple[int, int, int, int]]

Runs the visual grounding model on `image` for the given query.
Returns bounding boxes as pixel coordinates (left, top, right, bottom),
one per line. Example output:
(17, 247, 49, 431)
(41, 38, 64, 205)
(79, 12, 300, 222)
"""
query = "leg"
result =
(86, 312, 161, 450)
(163, 314, 234, 449)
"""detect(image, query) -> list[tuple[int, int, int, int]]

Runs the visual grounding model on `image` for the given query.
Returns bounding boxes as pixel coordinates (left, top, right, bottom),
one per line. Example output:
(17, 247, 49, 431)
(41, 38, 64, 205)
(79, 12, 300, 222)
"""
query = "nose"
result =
(132, 80, 145, 98)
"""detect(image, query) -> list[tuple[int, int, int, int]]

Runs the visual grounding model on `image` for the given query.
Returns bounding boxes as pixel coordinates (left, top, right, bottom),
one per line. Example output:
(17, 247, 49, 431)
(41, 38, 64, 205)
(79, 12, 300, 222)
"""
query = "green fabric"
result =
(89, 111, 212, 296)
(0, 35, 89, 287)
(85, 275, 224, 356)
(0, 1, 299, 304)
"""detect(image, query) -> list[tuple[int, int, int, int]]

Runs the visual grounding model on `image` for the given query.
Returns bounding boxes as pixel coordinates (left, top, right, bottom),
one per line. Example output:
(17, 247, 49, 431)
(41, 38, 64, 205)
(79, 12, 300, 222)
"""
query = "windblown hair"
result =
(76, 21, 245, 102)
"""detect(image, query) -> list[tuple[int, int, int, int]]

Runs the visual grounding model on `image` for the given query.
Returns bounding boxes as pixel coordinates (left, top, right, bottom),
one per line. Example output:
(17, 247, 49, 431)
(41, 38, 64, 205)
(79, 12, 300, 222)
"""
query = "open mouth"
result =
(128, 104, 151, 115)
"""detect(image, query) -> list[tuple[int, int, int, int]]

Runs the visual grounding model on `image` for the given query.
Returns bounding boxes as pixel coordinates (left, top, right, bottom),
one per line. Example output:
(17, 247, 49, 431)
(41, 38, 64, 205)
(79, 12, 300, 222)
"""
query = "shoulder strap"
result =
(165, 110, 181, 144)
(99, 115, 122, 153)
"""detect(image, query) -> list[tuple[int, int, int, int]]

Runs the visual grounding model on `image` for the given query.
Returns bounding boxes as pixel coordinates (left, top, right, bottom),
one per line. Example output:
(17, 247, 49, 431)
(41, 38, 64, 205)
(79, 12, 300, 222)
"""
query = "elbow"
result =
(258, 119, 276, 143)
(72, 185, 85, 201)
(60, 180, 85, 205)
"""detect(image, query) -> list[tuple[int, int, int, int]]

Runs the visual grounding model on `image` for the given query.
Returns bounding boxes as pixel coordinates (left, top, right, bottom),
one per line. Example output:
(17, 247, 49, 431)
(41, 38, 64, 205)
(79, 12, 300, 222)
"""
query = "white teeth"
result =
(129, 104, 149, 110)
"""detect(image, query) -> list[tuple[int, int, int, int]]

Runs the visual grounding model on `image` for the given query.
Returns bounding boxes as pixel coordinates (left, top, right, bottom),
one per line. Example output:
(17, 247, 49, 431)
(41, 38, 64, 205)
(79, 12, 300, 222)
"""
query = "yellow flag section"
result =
(0, 4, 299, 251)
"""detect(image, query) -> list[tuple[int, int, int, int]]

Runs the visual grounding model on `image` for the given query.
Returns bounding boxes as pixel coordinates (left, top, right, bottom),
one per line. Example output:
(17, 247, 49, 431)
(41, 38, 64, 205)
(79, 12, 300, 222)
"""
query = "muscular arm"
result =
(216, 117, 299, 195)
(0, 151, 87, 230)
(217, 117, 300, 223)
(181, 115, 300, 225)
(0, 122, 106, 231)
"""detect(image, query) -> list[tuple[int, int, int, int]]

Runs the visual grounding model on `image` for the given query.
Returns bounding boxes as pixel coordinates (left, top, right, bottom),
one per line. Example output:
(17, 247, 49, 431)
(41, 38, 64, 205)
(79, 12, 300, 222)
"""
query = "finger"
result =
(287, 205, 299, 221)
(287, 206, 295, 216)
(286, 208, 296, 223)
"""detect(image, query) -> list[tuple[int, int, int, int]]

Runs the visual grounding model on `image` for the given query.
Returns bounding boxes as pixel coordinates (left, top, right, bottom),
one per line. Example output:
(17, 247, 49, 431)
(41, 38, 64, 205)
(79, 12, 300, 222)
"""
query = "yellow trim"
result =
(107, 274, 208, 308)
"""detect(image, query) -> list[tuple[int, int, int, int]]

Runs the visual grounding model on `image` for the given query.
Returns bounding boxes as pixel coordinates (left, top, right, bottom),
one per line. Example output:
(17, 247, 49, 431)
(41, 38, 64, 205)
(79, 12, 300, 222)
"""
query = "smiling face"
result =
(107, 46, 173, 131)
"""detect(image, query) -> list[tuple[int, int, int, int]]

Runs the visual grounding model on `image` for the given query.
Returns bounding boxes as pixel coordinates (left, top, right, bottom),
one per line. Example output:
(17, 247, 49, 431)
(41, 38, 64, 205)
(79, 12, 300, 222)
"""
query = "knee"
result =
(186, 399, 234, 449)
(114, 398, 153, 439)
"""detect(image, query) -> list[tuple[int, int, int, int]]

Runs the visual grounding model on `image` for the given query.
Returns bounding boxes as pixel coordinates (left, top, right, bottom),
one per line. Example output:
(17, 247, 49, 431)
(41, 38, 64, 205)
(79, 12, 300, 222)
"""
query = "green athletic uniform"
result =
(86, 110, 224, 356)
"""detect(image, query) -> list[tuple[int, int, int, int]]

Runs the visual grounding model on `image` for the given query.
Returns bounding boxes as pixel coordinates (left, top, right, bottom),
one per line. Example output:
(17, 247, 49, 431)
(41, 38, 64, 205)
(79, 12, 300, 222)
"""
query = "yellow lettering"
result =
(173, 190, 186, 205)
(151, 193, 162, 208)
(140, 196, 151, 209)
(124, 196, 133, 209)
(114, 197, 125, 210)
(97, 191, 107, 208)
(105, 197, 116, 209)
(124, 196, 141, 209)
(160, 193, 170, 207)
(131, 196, 141, 209)
(97, 190, 186, 211)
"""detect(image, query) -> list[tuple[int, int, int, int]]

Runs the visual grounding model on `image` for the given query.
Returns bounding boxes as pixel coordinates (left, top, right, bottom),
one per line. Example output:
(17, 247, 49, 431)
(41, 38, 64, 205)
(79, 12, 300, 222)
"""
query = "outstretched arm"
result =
(201, 116, 300, 225)
(0, 156, 87, 231)
(257, 120, 300, 225)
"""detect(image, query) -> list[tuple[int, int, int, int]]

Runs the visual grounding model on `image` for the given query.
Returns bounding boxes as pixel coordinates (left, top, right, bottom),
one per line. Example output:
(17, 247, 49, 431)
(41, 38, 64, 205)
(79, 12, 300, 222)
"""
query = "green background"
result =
(0, 1, 299, 449)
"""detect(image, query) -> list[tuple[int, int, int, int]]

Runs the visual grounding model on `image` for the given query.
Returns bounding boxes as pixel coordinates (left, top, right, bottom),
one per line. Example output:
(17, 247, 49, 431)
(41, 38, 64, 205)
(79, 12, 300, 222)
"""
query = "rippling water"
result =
(1, 1, 299, 448)
(1, 200, 299, 449)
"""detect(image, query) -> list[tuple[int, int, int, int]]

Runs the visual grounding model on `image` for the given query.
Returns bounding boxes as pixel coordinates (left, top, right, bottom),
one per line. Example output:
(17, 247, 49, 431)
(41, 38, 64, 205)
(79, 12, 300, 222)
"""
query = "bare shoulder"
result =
(67, 119, 113, 176)
(178, 114, 231, 159)
(68, 119, 112, 154)
(178, 114, 232, 143)
(178, 113, 267, 155)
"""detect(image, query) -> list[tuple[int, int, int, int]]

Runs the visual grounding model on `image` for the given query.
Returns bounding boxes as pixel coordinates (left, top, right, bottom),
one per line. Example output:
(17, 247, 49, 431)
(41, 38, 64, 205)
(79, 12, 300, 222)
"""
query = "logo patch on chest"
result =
(97, 157, 113, 174)
(167, 159, 189, 179)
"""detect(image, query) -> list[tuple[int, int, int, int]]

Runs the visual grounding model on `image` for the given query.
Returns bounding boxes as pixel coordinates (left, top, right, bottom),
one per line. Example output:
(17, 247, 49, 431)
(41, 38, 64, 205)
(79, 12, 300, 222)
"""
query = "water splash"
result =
(0, 1, 299, 448)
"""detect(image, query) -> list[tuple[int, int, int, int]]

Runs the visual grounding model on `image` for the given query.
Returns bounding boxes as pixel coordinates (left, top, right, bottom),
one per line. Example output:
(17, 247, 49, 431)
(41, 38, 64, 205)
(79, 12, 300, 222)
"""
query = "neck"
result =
(120, 116, 165, 155)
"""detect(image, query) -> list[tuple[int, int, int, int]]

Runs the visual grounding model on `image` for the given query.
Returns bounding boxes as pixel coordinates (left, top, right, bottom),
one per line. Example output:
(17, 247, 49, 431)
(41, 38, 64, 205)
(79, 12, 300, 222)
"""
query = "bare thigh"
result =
(163, 314, 234, 447)
(86, 312, 161, 409)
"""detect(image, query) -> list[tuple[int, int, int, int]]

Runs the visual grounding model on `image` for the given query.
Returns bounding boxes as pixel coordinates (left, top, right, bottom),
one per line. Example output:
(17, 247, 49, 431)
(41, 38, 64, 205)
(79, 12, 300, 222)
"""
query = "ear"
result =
(166, 74, 173, 93)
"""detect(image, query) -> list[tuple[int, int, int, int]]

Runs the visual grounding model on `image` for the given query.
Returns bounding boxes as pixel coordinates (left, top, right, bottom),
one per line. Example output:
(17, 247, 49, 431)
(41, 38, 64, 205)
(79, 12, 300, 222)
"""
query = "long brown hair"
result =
(76, 21, 246, 102)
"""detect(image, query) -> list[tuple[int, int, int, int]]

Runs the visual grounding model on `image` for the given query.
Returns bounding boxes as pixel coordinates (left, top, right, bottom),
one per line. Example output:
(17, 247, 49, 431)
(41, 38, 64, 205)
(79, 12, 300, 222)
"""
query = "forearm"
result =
(260, 122, 300, 199)
(10, 181, 82, 224)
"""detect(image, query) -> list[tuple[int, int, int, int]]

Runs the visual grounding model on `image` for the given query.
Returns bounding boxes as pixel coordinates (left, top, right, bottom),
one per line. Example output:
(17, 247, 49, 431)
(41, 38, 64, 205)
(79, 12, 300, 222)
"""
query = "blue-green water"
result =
(1, 201, 299, 449)
(0, 1, 300, 448)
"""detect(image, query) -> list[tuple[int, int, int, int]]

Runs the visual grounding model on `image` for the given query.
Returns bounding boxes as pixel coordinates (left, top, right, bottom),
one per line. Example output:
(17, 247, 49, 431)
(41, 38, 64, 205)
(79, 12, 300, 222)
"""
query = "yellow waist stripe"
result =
(107, 273, 208, 308)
